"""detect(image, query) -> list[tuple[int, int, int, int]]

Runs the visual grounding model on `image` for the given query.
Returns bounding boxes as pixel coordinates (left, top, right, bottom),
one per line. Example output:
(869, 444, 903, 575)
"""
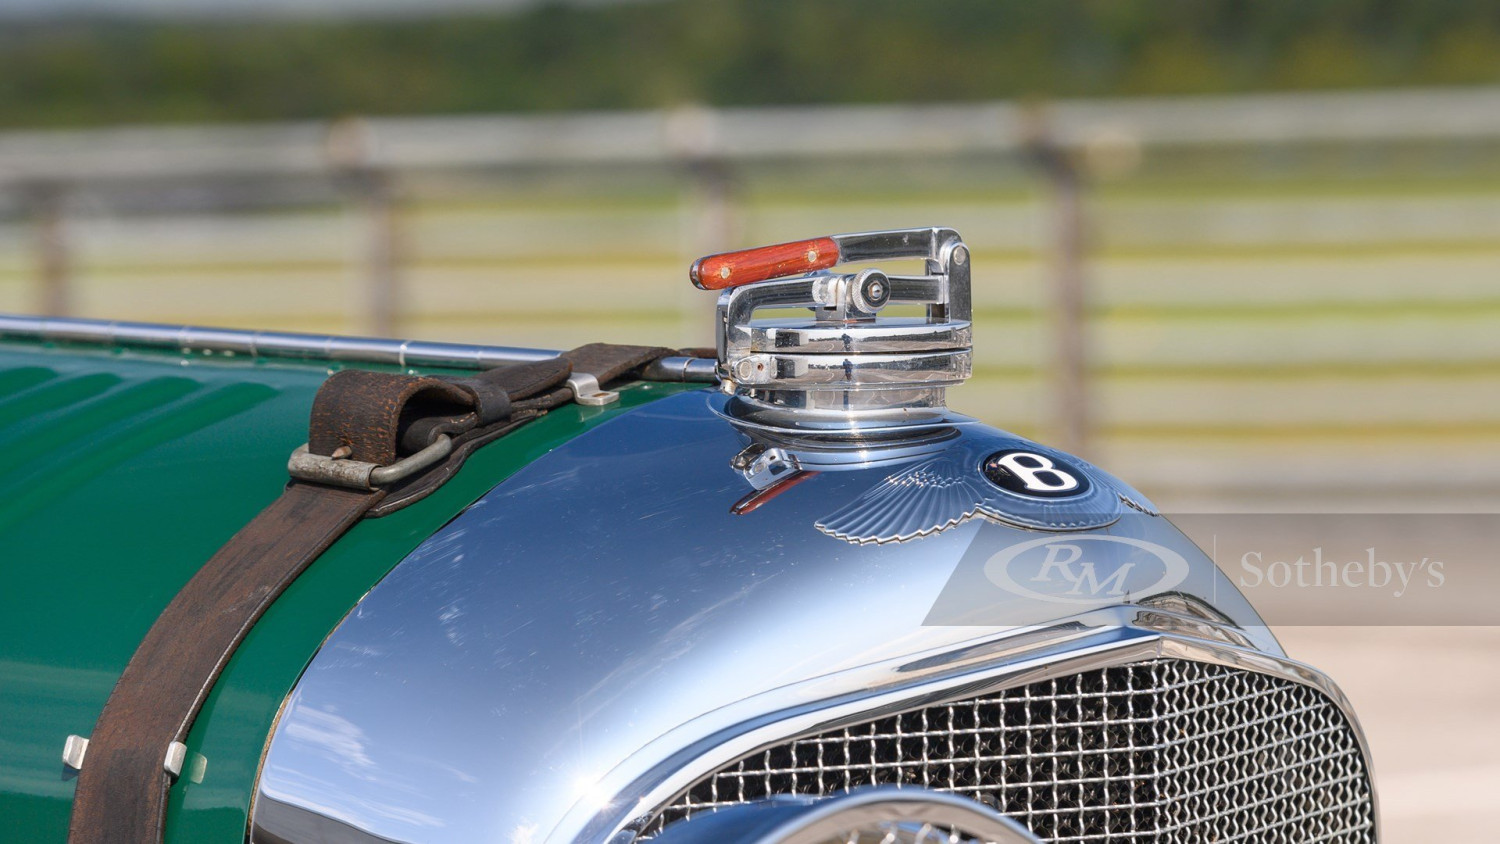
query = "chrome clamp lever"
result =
(691, 227, 973, 433)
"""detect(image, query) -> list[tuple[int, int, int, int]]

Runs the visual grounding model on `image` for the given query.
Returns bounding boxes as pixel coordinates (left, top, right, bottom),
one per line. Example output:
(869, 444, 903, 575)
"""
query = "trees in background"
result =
(1, 0, 1498, 128)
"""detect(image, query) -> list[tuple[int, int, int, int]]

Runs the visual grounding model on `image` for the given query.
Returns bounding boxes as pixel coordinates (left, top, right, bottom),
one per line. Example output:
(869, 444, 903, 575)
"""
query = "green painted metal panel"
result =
(0, 341, 693, 843)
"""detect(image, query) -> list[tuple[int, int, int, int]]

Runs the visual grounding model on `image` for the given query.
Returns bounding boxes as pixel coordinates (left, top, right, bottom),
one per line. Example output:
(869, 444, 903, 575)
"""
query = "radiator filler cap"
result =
(694, 227, 974, 435)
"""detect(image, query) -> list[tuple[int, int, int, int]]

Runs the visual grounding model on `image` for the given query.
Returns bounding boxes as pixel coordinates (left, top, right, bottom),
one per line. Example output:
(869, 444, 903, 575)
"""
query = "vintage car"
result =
(0, 227, 1376, 844)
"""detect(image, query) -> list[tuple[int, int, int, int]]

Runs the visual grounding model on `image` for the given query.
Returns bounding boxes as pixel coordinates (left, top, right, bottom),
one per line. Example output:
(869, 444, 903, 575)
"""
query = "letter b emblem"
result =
(982, 450, 1089, 497)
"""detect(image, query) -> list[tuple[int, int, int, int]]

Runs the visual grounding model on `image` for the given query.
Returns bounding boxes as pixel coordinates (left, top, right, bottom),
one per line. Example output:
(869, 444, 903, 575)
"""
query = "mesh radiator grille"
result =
(644, 659, 1375, 843)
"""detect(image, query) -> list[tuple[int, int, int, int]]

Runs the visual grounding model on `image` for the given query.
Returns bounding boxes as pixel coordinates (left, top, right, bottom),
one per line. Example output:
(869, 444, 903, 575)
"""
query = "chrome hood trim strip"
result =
(0, 313, 715, 382)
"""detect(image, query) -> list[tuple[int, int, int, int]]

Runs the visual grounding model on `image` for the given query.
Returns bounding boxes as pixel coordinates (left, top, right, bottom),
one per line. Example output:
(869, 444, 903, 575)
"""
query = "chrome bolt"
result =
(852, 268, 891, 313)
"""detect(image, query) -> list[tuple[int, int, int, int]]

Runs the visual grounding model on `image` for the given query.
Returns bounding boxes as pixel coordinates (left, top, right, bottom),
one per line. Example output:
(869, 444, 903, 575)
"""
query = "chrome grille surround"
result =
(643, 656, 1375, 843)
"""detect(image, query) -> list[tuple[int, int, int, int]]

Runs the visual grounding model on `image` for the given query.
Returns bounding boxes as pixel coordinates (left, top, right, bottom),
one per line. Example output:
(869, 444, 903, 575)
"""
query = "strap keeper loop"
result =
(62, 735, 89, 771)
(163, 742, 187, 779)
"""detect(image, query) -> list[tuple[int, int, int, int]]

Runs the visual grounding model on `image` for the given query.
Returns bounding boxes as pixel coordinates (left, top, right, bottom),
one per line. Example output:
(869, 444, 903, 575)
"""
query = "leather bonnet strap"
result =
(66, 344, 674, 844)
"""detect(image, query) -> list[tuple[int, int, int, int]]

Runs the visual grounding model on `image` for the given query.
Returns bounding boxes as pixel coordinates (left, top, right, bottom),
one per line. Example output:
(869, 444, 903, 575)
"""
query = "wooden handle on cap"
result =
(690, 237, 840, 290)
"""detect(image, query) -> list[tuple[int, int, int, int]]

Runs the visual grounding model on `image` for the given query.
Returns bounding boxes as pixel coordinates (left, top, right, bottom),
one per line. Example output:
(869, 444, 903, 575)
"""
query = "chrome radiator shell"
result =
(644, 647, 1374, 843)
(250, 390, 1373, 844)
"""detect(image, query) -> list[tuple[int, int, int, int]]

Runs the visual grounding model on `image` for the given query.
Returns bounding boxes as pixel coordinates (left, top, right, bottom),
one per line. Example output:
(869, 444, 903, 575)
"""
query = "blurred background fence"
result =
(1, 86, 1497, 512)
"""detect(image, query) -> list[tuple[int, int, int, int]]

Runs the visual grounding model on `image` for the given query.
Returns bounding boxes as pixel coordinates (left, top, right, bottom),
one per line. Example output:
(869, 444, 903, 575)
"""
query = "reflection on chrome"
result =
(249, 389, 1328, 844)
(647, 787, 1043, 844)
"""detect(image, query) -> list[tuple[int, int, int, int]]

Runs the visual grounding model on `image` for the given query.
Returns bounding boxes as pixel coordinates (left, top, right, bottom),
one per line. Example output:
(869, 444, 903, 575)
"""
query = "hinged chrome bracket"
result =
(566, 373, 620, 407)
(731, 443, 802, 490)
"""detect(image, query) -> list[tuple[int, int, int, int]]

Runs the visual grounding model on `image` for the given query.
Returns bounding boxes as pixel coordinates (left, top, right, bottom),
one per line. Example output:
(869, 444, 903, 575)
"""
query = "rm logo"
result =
(984, 534, 1189, 605)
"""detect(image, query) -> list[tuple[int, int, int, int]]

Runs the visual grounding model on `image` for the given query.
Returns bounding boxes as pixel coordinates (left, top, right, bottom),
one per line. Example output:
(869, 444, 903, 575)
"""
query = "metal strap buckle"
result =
(287, 434, 454, 490)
